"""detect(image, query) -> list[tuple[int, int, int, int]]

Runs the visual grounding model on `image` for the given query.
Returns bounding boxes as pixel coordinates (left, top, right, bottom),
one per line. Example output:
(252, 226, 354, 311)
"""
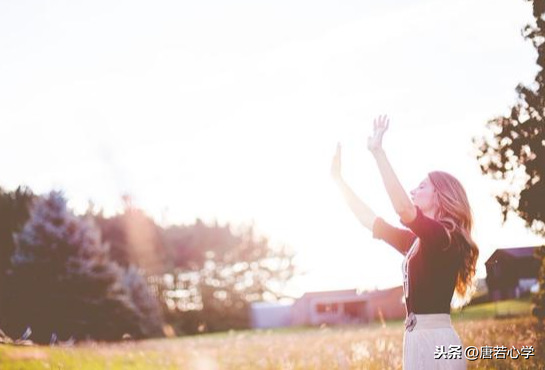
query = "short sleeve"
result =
(400, 206, 450, 251)
(372, 217, 417, 256)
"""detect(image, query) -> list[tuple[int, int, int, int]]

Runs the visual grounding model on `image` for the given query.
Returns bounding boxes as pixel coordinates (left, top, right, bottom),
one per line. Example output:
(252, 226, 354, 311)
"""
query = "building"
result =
(250, 286, 406, 328)
(485, 246, 541, 301)
(291, 286, 405, 326)
(364, 286, 406, 322)
(250, 301, 292, 329)
(291, 289, 369, 326)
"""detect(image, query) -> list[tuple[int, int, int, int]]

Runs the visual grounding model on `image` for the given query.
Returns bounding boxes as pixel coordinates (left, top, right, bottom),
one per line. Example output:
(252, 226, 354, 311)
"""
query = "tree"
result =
(195, 225, 296, 331)
(94, 200, 167, 274)
(121, 266, 165, 338)
(4, 191, 163, 343)
(473, 0, 545, 346)
(473, 0, 545, 235)
(0, 187, 34, 327)
(161, 219, 239, 271)
(155, 222, 297, 334)
(93, 202, 298, 334)
(533, 245, 545, 362)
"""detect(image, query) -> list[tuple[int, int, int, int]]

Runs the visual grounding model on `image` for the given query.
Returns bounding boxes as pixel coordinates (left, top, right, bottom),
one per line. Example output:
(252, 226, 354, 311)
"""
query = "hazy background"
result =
(1, 0, 543, 297)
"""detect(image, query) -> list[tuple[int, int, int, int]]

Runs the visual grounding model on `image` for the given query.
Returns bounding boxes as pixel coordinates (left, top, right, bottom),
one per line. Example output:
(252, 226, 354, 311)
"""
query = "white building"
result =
(250, 301, 293, 329)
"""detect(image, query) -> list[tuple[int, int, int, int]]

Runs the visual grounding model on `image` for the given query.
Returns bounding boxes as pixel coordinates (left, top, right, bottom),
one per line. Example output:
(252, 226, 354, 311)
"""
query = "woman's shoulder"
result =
(401, 207, 450, 248)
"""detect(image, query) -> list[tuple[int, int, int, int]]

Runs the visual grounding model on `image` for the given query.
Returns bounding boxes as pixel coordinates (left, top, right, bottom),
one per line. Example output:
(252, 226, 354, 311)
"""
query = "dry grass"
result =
(0, 316, 542, 369)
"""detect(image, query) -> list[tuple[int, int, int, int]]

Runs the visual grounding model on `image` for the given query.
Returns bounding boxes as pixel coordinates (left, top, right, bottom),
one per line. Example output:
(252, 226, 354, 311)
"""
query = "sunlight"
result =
(1, 0, 541, 299)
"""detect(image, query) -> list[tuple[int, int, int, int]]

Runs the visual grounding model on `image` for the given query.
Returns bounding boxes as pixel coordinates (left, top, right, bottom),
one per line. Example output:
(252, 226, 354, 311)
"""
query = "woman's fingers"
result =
(368, 115, 390, 153)
(374, 115, 389, 132)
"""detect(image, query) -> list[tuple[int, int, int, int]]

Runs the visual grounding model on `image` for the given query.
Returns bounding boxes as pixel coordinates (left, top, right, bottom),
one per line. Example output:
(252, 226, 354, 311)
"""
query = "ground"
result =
(0, 299, 542, 369)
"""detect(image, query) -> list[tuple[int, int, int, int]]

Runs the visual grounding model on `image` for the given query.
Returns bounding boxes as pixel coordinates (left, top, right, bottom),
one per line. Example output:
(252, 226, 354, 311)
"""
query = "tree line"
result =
(0, 188, 296, 344)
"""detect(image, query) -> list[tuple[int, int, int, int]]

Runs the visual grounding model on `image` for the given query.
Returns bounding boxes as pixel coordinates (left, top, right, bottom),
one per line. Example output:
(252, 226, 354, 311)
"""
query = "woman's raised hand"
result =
(367, 115, 389, 154)
(330, 142, 342, 182)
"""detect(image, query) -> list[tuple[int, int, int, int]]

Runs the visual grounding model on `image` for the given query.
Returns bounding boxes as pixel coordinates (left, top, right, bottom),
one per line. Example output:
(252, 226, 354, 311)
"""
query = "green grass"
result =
(452, 298, 533, 321)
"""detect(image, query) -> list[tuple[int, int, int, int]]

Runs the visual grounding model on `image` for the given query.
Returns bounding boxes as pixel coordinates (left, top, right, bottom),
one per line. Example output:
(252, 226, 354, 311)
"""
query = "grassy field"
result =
(452, 297, 533, 321)
(0, 300, 542, 369)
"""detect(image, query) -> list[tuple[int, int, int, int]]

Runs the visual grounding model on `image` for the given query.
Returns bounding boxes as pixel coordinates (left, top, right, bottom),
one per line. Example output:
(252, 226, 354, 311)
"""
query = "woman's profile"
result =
(331, 115, 479, 369)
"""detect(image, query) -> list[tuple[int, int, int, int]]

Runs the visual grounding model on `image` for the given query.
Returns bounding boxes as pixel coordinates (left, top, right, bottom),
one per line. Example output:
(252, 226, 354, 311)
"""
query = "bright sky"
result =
(1, 0, 544, 298)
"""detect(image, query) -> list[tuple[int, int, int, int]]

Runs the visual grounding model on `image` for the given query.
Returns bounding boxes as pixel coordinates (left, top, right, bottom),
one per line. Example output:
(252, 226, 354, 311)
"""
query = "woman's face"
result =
(410, 177, 437, 215)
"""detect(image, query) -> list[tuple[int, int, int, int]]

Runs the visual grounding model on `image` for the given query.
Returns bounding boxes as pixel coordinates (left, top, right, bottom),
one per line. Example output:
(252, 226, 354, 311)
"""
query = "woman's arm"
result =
(331, 142, 416, 254)
(367, 115, 417, 224)
(331, 143, 377, 230)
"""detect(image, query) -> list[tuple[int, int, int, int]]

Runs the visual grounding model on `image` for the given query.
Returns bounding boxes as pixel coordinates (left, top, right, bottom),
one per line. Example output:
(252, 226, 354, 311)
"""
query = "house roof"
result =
(251, 301, 293, 309)
(292, 289, 362, 308)
(297, 286, 404, 302)
(362, 285, 403, 299)
(290, 286, 405, 310)
(299, 289, 359, 299)
(485, 246, 540, 265)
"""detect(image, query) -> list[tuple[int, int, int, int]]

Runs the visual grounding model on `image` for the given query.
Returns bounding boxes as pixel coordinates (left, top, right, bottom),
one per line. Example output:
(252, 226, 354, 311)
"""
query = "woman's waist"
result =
(405, 312, 453, 331)
(405, 297, 452, 316)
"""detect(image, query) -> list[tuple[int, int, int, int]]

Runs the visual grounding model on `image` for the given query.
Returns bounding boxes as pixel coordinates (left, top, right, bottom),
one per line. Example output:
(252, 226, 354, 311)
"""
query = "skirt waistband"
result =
(405, 313, 452, 332)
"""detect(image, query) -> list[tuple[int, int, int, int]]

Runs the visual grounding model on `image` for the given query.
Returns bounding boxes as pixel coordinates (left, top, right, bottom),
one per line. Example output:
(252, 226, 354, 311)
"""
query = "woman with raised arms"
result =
(331, 115, 478, 369)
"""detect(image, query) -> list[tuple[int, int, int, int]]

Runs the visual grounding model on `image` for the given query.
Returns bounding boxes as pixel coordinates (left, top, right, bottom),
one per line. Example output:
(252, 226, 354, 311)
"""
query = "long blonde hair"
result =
(428, 171, 479, 302)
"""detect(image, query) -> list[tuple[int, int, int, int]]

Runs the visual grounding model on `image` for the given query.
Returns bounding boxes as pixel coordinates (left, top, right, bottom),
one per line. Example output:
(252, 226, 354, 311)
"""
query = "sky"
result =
(1, 0, 544, 298)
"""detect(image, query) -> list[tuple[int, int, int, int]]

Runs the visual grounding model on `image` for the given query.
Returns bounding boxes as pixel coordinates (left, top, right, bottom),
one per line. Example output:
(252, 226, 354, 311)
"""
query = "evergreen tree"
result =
(121, 265, 164, 338)
(4, 191, 160, 343)
(0, 187, 34, 328)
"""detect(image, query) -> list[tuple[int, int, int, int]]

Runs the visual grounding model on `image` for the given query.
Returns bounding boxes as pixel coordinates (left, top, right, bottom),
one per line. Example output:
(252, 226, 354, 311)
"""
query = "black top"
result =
(372, 206, 462, 314)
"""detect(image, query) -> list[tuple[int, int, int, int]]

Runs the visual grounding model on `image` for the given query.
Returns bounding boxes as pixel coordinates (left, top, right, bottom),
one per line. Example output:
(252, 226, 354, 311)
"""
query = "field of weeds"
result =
(0, 314, 543, 369)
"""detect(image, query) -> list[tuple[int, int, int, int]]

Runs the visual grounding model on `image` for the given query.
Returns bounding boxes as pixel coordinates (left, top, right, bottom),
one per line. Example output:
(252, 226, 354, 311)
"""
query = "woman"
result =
(331, 115, 478, 369)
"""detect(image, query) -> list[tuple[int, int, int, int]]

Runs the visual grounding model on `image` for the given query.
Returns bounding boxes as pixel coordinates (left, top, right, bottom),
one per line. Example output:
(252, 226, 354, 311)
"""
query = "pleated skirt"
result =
(403, 313, 466, 370)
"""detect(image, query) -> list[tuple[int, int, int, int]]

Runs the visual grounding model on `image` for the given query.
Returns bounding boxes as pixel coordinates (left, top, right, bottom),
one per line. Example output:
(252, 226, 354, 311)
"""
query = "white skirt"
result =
(403, 314, 466, 370)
